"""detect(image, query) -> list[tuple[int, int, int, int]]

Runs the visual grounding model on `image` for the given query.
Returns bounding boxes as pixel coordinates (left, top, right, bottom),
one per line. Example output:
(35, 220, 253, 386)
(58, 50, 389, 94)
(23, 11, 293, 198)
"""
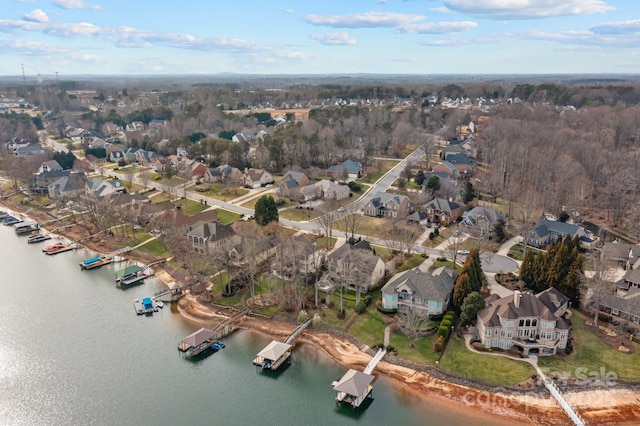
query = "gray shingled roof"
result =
(424, 197, 460, 213)
(600, 288, 640, 316)
(382, 267, 457, 303)
(532, 219, 580, 239)
(333, 369, 374, 397)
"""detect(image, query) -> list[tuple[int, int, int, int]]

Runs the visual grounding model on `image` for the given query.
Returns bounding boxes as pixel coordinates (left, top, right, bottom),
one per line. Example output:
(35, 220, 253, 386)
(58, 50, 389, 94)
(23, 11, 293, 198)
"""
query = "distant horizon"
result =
(1, 1, 639, 76)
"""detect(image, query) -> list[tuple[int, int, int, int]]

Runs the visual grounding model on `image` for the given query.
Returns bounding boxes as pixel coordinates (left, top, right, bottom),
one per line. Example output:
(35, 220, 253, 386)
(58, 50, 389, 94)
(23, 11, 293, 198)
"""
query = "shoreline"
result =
(3, 201, 640, 425)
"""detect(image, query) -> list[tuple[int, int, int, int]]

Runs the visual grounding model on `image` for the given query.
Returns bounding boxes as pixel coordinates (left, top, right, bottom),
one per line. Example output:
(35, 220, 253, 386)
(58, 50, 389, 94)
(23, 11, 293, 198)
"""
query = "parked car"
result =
(456, 250, 470, 256)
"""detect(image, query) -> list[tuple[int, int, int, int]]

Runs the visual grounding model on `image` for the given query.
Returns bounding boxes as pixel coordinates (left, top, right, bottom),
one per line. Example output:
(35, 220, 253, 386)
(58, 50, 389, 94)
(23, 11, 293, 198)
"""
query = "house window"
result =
(485, 329, 491, 337)
(634, 316, 639, 324)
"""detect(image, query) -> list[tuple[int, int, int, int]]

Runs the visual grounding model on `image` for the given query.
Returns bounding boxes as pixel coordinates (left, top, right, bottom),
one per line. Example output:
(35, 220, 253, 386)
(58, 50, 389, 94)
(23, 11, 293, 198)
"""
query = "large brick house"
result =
(475, 288, 571, 356)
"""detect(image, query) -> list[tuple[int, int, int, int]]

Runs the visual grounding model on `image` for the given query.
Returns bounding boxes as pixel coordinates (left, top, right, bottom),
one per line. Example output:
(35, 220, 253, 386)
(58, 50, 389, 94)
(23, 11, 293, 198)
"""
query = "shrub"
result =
(438, 326, 450, 338)
(363, 294, 373, 306)
(433, 335, 445, 352)
(297, 310, 309, 323)
(440, 319, 451, 329)
(354, 301, 367, 314)
(312, 313, 322, 327)
(376, 306, 397, 315)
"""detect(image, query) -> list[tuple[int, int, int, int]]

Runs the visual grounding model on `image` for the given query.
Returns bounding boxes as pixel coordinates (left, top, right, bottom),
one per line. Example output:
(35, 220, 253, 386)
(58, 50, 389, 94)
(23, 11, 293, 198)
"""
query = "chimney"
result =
(513, 290, 521, 308)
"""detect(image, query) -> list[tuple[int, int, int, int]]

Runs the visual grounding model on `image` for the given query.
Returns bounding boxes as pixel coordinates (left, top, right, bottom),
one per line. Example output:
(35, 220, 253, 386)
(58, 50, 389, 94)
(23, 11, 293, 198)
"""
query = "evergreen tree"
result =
(453, 272, 471, 308)
(530, 251, 548, 292)
(460, 291, 485, 326)
(520, 248, 535, 287)
(547, 242, 570, 289)
(466, 248, 484, 292)
(254, 195, 278, 225)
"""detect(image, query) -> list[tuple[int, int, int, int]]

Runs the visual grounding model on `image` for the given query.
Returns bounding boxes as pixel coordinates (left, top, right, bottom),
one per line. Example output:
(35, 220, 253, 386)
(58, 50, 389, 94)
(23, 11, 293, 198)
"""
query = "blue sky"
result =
(1, 0, 639, 76)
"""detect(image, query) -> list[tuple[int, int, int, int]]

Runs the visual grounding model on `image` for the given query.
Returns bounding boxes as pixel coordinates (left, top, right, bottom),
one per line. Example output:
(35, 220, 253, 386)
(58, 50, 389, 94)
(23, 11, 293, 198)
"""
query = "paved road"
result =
(38, 131, 69, 153)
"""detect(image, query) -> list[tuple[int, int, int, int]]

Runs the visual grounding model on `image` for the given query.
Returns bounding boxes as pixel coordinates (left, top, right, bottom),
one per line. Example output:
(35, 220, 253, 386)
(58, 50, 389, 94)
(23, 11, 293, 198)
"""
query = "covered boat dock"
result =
(253, 341, 292, 371)
(116, 265, 147, 286)
(178, 327, 217, 358)
(332, 369, 375, 408)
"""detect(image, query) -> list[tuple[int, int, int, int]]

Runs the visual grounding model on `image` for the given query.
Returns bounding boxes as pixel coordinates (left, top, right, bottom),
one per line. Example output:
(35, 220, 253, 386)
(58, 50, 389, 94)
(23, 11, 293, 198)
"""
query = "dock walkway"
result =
(363, 348, 387, 375)
(284, 319, 312, 345)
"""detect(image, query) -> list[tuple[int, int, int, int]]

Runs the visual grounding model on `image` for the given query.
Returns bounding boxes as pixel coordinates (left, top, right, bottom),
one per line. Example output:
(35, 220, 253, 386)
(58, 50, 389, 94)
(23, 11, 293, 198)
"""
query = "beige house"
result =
(476, 288, 571, 356)
(363, 192, 414, 219)
(243, 168, 274, 188)
(326, 240, 385, 293)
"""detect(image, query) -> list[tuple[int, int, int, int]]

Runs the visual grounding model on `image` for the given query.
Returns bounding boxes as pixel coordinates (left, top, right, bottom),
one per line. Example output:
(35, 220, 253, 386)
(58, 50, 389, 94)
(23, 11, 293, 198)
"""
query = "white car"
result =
(456, 250, 470, 256)
(338, 207, 345, 212)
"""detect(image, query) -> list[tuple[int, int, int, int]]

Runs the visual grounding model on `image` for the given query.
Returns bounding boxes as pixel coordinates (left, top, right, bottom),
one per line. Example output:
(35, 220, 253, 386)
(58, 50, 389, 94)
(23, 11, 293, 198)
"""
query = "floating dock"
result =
(42, 243, 75, 255)
(133, 297, 157, 315)
(3, 216, 22, 226)
(27, 234, 51, 244)
(80, 256, 112, 270)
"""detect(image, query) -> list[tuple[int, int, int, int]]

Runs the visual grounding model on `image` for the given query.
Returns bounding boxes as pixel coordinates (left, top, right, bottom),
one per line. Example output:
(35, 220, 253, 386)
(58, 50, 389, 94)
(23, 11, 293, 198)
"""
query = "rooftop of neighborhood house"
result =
(382, 266, 458, 302)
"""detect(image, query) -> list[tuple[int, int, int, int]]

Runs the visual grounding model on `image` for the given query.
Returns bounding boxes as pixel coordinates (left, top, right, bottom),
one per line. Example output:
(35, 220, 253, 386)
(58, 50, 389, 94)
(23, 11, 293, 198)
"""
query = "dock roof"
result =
(116, 265, 143, 277)
(257, 341, 291, 361)
(180, 327, 216, 349)
(333, 369, 374, 397)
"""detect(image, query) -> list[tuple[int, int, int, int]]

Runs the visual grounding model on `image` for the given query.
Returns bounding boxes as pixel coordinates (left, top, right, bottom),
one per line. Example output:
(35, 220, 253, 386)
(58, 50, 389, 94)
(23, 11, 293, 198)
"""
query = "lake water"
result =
(0, 220, 518, 425)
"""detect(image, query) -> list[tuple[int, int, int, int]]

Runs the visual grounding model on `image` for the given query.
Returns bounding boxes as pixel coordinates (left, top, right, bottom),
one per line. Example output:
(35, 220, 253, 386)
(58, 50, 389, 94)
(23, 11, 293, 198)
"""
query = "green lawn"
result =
(389, 332, 441, 365)
(190, 184, 249, 202)
(136, 239, 170, 257)
(241, 195, 294, 210)
(439, 335, 536, 385)
(173, 199, 209, 216)
(349, 308, 387, 347)
(396, 253, 426, 272)
(508, 244, 543, 261)
(537, 310, 640, 382)
(216, 209, 242, 225)
(316, 236, 337, 248)
(359, 160, 400, 183)
(279, 208, 323, 221)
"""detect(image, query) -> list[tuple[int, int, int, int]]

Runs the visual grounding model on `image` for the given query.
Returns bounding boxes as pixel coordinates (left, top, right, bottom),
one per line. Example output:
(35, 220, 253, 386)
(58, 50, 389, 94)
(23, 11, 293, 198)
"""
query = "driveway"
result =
(480, 253, 518, 274)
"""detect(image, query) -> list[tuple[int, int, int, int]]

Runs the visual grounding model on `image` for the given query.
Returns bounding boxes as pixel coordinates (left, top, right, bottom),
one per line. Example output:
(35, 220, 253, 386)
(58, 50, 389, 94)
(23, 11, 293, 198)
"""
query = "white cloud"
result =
(23, 9, 49, 23)
(310, 31, 357, 45)
(0, 39, 65, 54)
(283, 9, 294, 14)
(53, 0, 102, 10)
(402, 20, 477, 34)
(443, 0, 614, 19)
(591, 19, 640, 35)
(430, 7, 451, 13)
(303, 11, 426, 28)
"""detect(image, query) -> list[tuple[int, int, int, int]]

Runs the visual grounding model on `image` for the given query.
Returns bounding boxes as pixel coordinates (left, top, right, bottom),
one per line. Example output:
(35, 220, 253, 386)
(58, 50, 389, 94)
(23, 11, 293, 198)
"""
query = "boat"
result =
(42, 243, 74, 255)
(79, 256, 112, 270)
(116, 265, 148, 287)
(0, 211, 8, 219)
(14, 221, 39, 235)
(27, 234, 52, 244)
(211, 340, 225, 350)
(155, 300, 164, 309)
(3, 216, 22, 226)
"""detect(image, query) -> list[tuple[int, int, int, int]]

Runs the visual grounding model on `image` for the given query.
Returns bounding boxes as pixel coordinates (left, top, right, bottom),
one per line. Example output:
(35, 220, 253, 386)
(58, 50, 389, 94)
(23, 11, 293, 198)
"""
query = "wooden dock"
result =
(43, 243, 76, 255)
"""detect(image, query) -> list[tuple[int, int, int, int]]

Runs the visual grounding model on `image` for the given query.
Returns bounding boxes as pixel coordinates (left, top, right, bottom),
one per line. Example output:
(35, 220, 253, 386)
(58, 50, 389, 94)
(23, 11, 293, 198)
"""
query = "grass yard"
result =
(215, 209, 242, 225)
(316, 236, 337, 248)
(359, 160, 400, 183)
(349, 309, 387, 347)
(440, 335, 536, 385)
(279, 208, 323, 221)
(190, 184, 249, 202)
(537, 310, 640, 382)
(136, 238, 170, 257)
(396, 253, 426, 272)
(172, 198, 209, 216)
(389, 332, 441, 365)
(421, 226, 456, 248)
(508, 244, 543, 261)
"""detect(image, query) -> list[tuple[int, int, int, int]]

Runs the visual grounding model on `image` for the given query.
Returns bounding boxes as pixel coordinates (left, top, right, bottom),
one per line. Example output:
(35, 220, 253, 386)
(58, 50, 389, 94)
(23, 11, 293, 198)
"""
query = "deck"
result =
(43, 244, 75, 255)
